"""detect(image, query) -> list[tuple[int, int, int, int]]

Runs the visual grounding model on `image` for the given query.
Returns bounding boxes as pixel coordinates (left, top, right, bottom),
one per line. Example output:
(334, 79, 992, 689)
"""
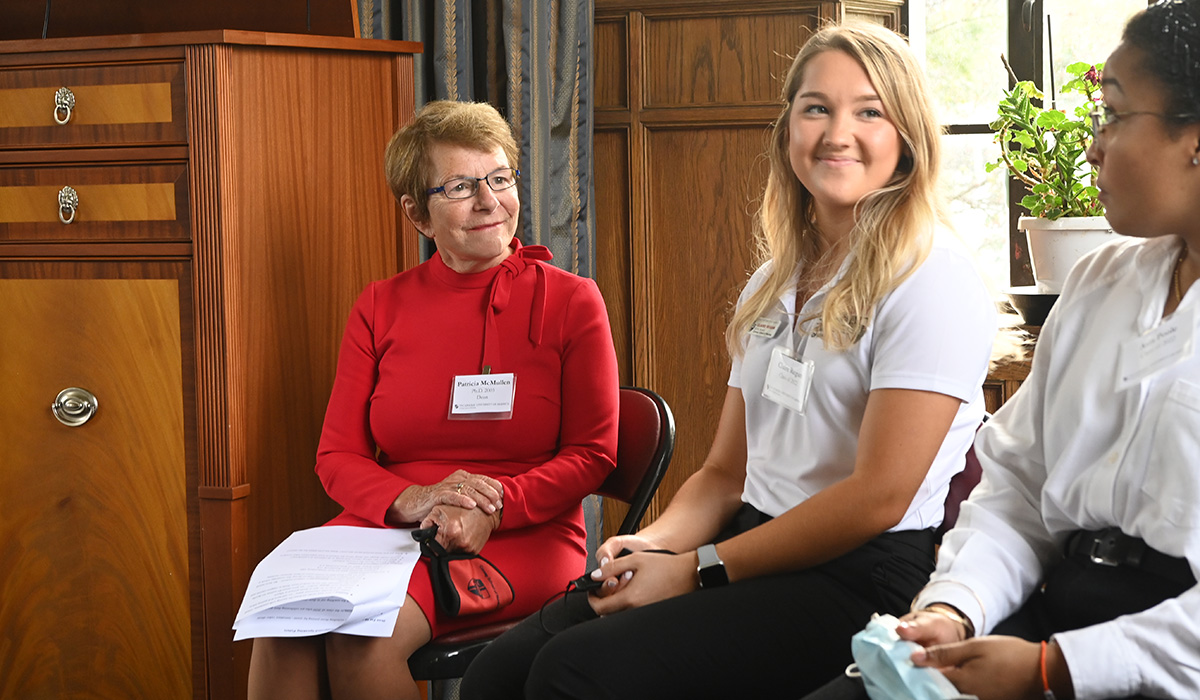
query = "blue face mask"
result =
(848, 614, 977, 700)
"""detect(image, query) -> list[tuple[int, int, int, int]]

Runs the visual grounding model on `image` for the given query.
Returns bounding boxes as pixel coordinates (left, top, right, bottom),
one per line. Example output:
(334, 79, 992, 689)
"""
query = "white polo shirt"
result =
(729, 244, 996, 530)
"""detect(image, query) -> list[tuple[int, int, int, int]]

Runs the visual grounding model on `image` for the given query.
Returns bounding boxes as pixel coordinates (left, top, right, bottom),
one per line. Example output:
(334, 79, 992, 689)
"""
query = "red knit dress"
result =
(316, 239, 619, 638)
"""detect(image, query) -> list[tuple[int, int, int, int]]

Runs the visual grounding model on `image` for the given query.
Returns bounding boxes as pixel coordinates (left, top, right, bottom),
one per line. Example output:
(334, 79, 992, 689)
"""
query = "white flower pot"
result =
(1019, 216, 1126, 293)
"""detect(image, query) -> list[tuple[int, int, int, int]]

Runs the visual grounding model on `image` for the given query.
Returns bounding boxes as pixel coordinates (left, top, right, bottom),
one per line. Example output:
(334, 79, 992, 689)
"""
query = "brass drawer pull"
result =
(52, 387, 99, 427)
(58, 186, 79, 224)
(54, 87, 76, 125)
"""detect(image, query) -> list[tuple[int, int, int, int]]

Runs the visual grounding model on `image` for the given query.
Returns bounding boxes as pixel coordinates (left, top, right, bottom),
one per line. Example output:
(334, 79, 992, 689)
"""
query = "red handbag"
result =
(412, 525, 514, 617)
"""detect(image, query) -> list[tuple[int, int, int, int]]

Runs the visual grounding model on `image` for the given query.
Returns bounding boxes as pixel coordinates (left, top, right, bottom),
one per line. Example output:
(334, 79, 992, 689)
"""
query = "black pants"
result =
(460, 505, 936, 700)
(802, 550, 1195, 700)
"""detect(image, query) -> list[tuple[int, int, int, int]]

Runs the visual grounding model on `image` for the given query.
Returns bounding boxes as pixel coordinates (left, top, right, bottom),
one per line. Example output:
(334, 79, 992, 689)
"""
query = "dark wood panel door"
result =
(0, 271, 193, 699)
(638, 125, 767, 520)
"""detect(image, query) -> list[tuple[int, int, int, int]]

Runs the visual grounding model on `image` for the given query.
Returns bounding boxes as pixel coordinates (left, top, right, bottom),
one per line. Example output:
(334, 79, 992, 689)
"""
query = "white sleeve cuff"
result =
(914, 580, 987, 637)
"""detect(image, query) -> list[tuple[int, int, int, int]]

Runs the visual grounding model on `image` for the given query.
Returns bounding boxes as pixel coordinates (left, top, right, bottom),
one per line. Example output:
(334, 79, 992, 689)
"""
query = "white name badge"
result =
(750, 317, 783, 338)
(762, 346, 815, 414)
(449, 373, 516, 420)
(1117, 306, 1195, 391)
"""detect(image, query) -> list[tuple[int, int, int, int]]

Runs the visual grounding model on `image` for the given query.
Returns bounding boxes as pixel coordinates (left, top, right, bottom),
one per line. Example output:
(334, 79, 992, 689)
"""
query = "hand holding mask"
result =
(848, 614, 977, 700)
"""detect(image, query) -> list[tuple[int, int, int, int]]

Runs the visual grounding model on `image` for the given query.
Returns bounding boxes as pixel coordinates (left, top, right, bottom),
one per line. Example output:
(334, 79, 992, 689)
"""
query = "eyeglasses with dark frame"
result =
(1088, 103, 1196, 138)
(427, 167, 521, 200)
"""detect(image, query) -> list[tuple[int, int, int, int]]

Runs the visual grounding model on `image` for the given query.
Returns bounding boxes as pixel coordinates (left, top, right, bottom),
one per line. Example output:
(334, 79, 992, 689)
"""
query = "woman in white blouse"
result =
(807, 2, 1200, 699)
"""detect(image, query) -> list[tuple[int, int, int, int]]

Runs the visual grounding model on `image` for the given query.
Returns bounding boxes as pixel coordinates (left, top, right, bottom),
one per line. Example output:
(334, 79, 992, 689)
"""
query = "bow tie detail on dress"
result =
(481, 243, 553, 372)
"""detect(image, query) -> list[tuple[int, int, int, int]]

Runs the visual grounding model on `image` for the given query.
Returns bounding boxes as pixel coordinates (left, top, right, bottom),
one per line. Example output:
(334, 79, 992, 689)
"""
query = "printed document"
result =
(233, 526, 421, 640)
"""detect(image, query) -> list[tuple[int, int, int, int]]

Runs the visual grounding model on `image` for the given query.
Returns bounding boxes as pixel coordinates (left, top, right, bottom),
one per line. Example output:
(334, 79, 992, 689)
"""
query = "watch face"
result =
(698, 545, 728, 588)
(699, 562, 728, 588)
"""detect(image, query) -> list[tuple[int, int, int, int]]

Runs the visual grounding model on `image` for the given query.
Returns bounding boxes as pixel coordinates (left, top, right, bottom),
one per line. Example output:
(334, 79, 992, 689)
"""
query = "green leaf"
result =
(1014, 81, 1042, 100)
(1061, 78, 1085, 93)
(997, 103, 1026, 120)
(1036, 111, 1068, 129)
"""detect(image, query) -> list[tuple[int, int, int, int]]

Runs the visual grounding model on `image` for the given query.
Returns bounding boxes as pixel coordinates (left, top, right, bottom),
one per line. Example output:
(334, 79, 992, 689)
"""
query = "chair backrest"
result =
(594, 386, 675, 535)
(937, 414, 989, 538)
(938, 443, 982, 538)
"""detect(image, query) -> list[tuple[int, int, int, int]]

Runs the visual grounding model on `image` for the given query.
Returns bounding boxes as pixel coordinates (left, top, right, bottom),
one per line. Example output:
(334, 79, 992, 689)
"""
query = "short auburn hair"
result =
(384, 100, 520, 222)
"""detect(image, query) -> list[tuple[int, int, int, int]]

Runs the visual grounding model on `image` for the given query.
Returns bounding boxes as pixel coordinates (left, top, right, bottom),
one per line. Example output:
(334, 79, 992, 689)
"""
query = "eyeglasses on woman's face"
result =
(427, 167, 520, 200)
(1088, 103, 1195, 138)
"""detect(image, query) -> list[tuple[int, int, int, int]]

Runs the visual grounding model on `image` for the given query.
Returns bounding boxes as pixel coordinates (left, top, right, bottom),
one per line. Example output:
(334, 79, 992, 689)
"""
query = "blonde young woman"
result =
(460, 21, 997, 700)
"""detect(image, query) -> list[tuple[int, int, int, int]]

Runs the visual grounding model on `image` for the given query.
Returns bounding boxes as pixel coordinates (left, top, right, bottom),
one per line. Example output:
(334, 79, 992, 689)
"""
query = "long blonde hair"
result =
(727, 22, 945, 356)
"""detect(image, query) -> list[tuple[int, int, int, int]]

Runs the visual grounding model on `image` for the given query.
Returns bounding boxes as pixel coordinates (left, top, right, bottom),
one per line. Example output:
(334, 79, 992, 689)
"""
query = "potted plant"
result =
(987, 60, 1124, 294)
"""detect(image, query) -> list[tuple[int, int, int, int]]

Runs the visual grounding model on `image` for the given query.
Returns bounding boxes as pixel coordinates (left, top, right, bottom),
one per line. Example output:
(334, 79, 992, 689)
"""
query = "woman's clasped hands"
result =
(583, 534, 695, 615)
(387, 470, 505, 553)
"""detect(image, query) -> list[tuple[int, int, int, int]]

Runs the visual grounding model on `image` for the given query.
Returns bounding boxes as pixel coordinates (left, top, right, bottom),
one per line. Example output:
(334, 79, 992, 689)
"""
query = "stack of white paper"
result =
(233, 526, 421, 641)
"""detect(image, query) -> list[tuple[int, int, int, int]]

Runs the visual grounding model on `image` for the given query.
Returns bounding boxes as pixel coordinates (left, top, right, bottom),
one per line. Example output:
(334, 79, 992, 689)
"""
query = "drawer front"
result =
(0, 162, 189, 241)
(0, 62, 186, 147)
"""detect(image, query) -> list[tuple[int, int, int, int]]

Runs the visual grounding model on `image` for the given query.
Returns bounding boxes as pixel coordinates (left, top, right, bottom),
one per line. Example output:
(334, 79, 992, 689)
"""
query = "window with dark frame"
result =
(904, 0, 1150, 292)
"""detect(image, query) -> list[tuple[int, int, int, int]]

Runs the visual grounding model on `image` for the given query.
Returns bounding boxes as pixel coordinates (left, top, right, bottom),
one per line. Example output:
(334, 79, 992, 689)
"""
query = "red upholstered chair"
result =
(407, 386, 676, 695)
(937, 415, 989, 539)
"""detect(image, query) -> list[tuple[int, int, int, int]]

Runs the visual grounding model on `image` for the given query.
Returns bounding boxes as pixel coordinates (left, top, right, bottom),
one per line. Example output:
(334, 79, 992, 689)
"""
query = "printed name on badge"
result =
(762, 346, 815, 414)
(750, 317, 783, 338)
(1117, 306, 1195, 391)
(449, 372, 516, 420)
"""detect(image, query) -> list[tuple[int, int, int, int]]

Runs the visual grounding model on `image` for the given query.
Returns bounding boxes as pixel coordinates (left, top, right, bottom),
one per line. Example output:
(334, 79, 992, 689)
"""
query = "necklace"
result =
(1174, 245, 1188, 304)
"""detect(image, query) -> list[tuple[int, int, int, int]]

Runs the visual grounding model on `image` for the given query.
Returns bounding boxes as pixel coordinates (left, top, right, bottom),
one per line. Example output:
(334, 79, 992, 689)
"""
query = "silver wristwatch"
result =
(696, 543, 728, 588)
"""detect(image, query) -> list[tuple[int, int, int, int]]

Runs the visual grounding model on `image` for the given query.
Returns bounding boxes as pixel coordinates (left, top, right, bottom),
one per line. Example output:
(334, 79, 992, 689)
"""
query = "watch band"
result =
(696, 543, 728, 588)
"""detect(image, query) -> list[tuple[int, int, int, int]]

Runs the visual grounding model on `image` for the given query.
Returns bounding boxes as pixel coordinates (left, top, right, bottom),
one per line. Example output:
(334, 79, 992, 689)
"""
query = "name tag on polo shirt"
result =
(762, 346, 814, 414)
(750, 317, 783, 338)
(1117, 306, 1195, 391)
(449, 373, 516, 420)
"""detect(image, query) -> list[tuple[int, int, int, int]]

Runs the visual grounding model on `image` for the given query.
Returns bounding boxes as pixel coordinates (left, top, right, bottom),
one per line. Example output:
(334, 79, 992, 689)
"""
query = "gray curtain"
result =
(358, 0, 597, 279)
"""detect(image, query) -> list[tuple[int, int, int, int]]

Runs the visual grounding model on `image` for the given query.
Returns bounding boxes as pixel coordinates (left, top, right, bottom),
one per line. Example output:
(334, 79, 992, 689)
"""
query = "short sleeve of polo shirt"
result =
(728, 262, 775, 389)
(868, 247, 995, 402)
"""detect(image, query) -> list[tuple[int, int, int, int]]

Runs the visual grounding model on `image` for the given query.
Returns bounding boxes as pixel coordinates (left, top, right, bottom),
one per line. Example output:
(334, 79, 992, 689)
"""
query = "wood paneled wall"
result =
(593, 0, 903, 533)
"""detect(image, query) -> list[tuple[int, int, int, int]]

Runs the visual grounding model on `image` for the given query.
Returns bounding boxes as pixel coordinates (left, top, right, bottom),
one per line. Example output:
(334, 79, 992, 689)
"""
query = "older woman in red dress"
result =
(247, 100, 620, 700)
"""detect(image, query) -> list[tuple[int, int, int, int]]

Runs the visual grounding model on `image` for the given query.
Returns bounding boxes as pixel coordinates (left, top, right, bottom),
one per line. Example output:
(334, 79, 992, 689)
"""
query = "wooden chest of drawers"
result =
(0, 31, 420, 700)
